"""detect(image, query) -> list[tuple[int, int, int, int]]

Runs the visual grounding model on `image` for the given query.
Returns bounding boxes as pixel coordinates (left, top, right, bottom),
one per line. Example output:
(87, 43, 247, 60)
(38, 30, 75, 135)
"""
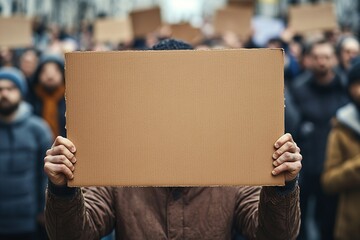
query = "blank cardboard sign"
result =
(130, 7, 162, 38)
(289, 3, 338, 33)
(214, 6, 253, 38)
(0, 17, 32, 48)
(170, 23, 203, 45)
(66, 49, 284, 187)
(94, 18, 133, 44)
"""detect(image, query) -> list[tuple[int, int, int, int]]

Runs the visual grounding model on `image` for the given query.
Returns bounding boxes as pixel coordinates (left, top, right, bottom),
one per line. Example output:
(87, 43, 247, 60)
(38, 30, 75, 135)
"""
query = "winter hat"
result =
(152, 39, 193, 50)
(33, 54, 65, 85)
(0, 67, 27, 97)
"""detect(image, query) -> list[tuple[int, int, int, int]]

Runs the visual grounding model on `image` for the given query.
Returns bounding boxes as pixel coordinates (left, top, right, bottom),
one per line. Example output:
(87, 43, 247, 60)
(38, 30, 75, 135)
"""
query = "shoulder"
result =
(26, 115, 53, 138)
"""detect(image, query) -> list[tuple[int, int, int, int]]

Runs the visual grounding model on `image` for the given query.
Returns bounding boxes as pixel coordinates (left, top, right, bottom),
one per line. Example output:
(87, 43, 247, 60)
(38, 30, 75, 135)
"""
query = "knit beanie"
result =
(0, 67, 27, 97)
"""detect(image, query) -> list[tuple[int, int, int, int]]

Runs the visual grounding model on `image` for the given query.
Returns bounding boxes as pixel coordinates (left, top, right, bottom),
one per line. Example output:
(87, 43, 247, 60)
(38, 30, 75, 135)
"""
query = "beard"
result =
(313, 68, 329, 77)
(0, 99, 20, 116)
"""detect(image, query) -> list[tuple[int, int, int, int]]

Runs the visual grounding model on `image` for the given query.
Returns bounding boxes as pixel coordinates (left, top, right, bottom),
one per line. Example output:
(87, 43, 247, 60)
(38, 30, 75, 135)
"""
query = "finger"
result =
(44, 162, 74, 180)
(44, 155, 75, 171)
(52, 136, 76, 153)
(274, 133, 293, 149)
(52, 163, 74, 180)
(272, 161, 302, 176)
(273, 141, 297, 159)
(46, 145, 76, 163)
(273, 152, 302, 167)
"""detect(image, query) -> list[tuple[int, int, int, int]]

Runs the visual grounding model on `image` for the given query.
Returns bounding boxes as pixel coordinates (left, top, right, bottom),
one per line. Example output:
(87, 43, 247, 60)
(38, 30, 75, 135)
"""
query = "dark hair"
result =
(308, 39, 334, 54)
(152, 39, 193, 50)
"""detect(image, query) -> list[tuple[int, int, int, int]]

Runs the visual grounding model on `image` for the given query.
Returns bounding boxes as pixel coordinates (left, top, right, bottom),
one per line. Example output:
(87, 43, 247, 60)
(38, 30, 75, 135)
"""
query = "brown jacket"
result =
(45, 185, 300, 240)
(322, 104, 360, 239)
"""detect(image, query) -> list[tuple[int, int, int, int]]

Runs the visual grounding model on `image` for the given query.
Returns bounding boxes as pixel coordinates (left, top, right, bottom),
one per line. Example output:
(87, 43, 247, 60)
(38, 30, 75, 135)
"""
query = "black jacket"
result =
(290, 71, 348, 175)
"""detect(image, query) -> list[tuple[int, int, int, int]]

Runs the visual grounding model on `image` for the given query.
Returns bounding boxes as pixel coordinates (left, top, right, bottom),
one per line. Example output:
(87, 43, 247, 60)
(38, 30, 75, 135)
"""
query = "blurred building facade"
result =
(0, 0, 358, 33)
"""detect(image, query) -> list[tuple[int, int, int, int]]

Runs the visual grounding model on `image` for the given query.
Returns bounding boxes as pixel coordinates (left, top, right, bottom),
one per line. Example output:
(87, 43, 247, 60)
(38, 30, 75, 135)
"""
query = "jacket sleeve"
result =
(45, 186, 115, 240)
(234, 186, 300, 240)
(322, 128, 360, 194)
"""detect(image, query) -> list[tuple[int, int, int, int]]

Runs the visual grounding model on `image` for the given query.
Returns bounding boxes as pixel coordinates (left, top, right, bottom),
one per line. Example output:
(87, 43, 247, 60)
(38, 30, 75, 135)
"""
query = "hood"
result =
(32, 54, 65, 86)
(337, 102, 360, 135)
(0, 102, 32, 126)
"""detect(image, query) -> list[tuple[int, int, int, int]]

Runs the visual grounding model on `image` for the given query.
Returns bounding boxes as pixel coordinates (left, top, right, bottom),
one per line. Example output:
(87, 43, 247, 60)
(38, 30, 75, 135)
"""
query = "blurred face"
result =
(39, 62, 63, 91)
(349, 81, 360, 106)
(0, 80, 21, 116)
(310, 43, 336, 76)
(340, 40, 360, 70)
(20, 50, 38, 78)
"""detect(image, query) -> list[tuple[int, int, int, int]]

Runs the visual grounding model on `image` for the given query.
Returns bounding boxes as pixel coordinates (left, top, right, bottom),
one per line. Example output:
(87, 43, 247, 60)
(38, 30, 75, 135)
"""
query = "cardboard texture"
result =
(130, 7, 162, 38)
(289, 3, 338, 33)
(94, 18, 133, 43)
(0, 17, 32, 48)
(214, 6, 253, 38)
(65, 49, 285, 187)
(170, 23, 203, 45)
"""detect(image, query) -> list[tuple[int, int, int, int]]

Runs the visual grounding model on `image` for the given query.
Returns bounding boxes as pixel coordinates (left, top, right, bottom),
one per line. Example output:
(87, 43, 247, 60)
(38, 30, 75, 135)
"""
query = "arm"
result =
(235, 133, 301, 240)
(322, 128, 360, 194)
(44, 136, 115, 239)
(45, 185, 115, 240)
(234, 183, 300, 240)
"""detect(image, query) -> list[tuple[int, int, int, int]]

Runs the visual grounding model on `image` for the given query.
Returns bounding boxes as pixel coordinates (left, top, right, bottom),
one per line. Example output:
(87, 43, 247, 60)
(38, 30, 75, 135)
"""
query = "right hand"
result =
(44, 136, 77, 186)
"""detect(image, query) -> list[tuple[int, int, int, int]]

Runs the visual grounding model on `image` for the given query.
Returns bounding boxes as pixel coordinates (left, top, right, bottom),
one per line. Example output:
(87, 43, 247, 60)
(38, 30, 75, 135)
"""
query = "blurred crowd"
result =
(1, 1, 360, 240)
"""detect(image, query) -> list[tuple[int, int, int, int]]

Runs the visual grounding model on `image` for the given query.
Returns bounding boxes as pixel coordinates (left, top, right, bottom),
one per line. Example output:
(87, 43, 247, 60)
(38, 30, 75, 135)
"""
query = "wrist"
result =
(274, 175, 299, 195)
(48, 180, 77, 197)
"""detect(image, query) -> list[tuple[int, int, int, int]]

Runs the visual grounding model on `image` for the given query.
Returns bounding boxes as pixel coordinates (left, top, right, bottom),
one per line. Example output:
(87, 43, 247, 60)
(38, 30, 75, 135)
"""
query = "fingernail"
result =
(272, 170, 276, 175)
(274, 143, 279, 148)
(272, 153, 277, 159)
(72, 157, 77, 163)
(273, 161, 278, 167)
(71, 147, 76, 153)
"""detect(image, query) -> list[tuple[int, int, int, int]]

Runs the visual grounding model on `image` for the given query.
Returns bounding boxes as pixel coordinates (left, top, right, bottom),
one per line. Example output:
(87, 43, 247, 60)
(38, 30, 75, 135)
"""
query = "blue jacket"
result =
(0, 102, 52, 234)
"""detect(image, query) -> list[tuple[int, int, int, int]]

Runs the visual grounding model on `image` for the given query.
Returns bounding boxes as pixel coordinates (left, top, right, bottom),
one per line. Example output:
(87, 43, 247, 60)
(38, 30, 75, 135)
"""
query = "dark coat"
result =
(290, 71, 349, 175)
(0, 103, 52, 234)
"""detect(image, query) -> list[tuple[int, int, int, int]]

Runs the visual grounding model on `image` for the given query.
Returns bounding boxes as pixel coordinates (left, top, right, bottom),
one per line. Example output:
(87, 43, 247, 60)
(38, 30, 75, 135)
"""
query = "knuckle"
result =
(44, 162, 50, 171)
(60, 155, 67, 162)
(58, 164, 66, 172)
(283, 152, 291, 159)
(58, 145, 66, 153)
(55, 136, 62, 142)
(283, 162, 290, 169)
(286, 133, 293, 140)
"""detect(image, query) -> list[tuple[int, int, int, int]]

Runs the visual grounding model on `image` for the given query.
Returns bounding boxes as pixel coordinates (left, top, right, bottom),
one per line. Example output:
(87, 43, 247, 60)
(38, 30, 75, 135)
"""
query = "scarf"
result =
(35, 85, 65, 138)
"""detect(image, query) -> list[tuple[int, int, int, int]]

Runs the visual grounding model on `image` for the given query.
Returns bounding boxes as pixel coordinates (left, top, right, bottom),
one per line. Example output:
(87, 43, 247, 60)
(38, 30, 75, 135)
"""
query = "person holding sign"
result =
(44, 40, 302, 240)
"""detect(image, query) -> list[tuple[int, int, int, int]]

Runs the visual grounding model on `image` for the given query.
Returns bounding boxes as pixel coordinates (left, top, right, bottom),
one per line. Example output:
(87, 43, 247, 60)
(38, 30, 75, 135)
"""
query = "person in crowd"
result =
(291, 39, 349, 240)
(0, 67, 52, 240)
(44, 39, 302, 240)
(0, 48, 15, 68)
(28, 55, 66, 138)
(335, 36, 360, 86)
(19, 49, 39, 82)
(322, 62, 360, 239)
(18, 48, 39, 101)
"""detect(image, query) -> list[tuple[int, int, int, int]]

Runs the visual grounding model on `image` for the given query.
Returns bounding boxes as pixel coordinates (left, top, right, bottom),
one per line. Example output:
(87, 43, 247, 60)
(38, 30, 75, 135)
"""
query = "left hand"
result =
(272, 133, 302, 182)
